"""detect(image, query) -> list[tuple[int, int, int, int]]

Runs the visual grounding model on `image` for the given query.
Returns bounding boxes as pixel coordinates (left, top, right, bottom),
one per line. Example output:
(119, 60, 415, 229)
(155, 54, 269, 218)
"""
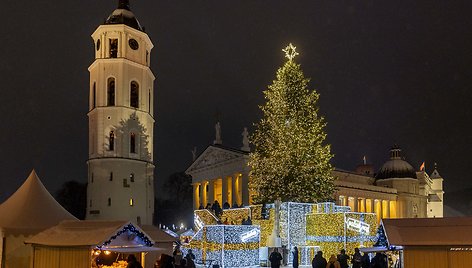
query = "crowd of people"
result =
(199, 200, 245, 217)
(268, 247, 389, 268)
(312, 248, 389, 268)
(154, 245, 196, 268)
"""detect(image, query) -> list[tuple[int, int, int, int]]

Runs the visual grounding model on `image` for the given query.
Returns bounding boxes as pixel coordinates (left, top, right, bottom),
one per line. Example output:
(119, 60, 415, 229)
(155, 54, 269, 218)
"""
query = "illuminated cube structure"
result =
(184, 225, 260, 267)
(306, 203, 377, 258)
(187, 202, 377, 267)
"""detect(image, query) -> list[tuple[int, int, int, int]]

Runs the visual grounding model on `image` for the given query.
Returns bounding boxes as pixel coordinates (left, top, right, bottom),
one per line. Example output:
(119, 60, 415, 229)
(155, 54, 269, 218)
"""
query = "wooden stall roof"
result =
(383, 217, 472, 246)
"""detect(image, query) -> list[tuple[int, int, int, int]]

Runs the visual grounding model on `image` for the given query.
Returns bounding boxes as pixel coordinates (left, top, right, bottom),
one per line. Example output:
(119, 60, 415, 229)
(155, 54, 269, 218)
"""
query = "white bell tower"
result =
(86, 0, 155, 225)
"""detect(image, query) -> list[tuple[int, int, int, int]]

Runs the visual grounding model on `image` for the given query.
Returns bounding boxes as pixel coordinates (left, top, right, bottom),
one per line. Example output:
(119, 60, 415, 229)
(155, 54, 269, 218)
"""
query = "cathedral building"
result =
(186, 126, 444, 222)
(86, 0, 155, 225)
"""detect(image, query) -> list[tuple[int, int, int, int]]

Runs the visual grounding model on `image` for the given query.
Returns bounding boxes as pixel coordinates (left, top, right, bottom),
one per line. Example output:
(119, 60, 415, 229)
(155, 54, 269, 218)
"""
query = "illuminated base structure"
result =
(185, 225, 260, 267)
(185, 202, 377, 267)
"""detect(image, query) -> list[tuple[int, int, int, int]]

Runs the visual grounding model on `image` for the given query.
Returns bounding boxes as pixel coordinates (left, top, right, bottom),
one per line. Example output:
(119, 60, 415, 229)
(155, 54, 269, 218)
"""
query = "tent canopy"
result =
(0, 170, 77, 235)
(26, 220, 155, 249)
(141, 225, 178, 243)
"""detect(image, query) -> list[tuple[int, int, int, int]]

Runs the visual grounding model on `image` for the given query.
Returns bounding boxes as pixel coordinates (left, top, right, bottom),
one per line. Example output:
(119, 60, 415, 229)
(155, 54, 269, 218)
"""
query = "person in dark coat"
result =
(351, 248, 362, 268)
(311, 251, 327, 268)
(126, 254, 143, 268)
(371, 252, 387, 268)
(269, 248, 283, 268)
(185, 249, 195, 260)
(292, 247, 299, 268)
(360, 252, 370, 268)
(155, 254, 174, 268)
(337, 249, 349, 268)
(173, 245, 183, 268)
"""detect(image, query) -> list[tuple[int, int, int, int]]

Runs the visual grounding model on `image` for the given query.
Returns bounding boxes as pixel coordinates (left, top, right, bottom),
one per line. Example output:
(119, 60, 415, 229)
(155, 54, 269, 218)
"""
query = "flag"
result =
(420, 161, 425, 171)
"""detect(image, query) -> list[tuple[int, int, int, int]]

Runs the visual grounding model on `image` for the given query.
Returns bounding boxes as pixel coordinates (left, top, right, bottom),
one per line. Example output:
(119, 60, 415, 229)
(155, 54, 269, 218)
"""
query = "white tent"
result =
(0, 170, 77, 268)
(26, 220, 158, 268)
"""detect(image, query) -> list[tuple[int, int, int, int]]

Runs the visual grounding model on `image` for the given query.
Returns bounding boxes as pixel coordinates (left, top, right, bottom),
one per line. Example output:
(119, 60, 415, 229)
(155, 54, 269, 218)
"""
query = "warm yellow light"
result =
(130, 198, 134, 206)
(104, 250, 111, 255)
(282, 43, 299, 61)
(94, 250, 101, 256)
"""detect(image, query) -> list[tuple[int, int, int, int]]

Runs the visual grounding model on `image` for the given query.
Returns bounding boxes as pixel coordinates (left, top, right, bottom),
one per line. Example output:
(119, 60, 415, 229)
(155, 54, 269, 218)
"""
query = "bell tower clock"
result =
(86, 0, 155, 225)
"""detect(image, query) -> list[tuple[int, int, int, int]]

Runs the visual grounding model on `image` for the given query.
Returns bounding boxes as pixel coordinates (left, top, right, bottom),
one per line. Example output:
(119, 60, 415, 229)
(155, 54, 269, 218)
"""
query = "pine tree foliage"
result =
(249, 51, 335, 204)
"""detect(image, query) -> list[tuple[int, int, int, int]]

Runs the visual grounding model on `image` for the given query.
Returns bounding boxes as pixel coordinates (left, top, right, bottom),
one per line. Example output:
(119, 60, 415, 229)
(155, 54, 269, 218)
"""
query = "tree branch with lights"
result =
(249, 43, 335, 204)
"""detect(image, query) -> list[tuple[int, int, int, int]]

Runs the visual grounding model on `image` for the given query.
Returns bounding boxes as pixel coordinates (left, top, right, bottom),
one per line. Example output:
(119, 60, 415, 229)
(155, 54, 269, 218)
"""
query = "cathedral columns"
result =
(353, 197, 358, 212)
(208, 179, 215, 205)
(193, 183, 200, 209)
(202, 181, 209, 206)
(222, 176, 228, 205)
(383, 200, 390, 218)
(241, 173, 249, 206)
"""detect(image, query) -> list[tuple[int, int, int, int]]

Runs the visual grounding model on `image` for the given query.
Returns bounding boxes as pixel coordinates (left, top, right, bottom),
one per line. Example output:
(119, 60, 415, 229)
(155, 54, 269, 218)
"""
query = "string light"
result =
(97, 224, 153, 249)
(185, 225, 260, 267)
(188, 202, 378, 266)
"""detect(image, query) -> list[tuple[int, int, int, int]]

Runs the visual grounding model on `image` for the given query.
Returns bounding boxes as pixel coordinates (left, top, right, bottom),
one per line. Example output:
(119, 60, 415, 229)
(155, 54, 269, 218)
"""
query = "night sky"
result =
(1, 1, 472, 206)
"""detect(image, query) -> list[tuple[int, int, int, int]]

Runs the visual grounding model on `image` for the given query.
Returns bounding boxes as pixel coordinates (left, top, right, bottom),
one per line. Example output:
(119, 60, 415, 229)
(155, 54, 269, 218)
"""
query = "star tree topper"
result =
(282, 43, 299, 61)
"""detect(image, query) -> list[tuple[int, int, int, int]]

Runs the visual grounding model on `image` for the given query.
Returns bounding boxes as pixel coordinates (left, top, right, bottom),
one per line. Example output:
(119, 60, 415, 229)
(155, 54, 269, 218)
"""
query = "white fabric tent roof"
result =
(25, 220, 155, 249)
(0, 170, 77, 234)
(141, 224, 178, 243)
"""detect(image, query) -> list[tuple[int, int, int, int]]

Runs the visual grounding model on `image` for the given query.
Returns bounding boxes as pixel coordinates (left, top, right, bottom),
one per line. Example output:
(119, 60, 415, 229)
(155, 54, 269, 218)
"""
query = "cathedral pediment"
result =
(186, 145, 248, 173)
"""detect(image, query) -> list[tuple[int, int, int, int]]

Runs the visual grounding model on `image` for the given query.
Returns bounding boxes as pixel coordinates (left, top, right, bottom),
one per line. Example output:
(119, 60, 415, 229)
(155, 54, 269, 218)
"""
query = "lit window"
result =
(130, 81, 139, 108)
(130, 198, 134, 206)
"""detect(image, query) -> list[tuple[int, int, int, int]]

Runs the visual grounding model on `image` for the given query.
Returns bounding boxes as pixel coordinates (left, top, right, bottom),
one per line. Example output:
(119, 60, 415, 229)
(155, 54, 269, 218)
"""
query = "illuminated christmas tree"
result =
(249, 44, 335, 203)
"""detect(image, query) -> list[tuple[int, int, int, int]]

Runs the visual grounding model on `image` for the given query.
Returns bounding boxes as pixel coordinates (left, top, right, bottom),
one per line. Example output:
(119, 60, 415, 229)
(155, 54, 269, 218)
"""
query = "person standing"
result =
(360, 252, 370, 268)
(292, 247, 299, 268)
(326, 255, 341, 268)
(337, 249, 349, 268)
(282, 245, 288, 266)
(126, 255, 143, 268)
(269, 248, 283, 268)
(351, 248, 362, 268)
(312, 251, 327, 268)
(173, 245, 183, 268)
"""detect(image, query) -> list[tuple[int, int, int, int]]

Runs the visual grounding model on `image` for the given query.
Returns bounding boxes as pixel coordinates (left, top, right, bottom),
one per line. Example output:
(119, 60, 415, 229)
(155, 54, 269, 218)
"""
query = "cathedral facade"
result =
(86, 0, 155, 225)
(186, 128, 444, 222)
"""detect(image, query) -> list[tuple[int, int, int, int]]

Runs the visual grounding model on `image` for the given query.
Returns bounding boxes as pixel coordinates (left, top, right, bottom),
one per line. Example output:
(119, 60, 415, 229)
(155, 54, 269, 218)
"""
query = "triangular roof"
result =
(382, 217, 472, 246)
(26, 220, 154, 249)
(0, 170, 77, 234)
(186, 144, 248, 174)
(141, 225, 177, 243)
(430, 168, 442, 179)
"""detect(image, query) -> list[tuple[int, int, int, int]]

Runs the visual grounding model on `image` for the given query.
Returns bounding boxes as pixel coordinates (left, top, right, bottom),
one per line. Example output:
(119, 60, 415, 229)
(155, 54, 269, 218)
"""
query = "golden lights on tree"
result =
(248, 43, 335, 204)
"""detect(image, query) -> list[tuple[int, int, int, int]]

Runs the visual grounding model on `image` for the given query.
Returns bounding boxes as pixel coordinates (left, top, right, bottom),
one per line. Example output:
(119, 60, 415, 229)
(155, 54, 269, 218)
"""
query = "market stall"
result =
(26, 220, 160, 268)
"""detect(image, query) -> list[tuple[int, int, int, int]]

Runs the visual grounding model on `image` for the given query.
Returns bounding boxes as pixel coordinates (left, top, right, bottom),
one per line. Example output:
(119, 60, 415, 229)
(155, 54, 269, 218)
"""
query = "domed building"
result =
(334, 145, 443, 222)
(374, 146, 427, 218)
(187, 127, 444, 223)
